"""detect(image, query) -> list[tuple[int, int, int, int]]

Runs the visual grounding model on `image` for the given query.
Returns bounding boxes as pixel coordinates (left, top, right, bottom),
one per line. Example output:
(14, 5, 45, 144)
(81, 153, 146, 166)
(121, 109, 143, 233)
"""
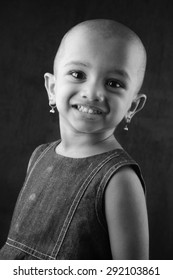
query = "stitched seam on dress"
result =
(7, 238, 54, 260)
(26, 145, 41, 174)
(17, 142, 56, 203)
(95, 160, 136, 231)
(6, 242, 43, 260)
(51, 152, 119, 258)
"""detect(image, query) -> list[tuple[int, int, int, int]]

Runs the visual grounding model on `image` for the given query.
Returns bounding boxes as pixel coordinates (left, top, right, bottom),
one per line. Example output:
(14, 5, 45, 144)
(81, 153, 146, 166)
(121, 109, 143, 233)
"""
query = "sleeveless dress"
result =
(0, 140, 145, 259)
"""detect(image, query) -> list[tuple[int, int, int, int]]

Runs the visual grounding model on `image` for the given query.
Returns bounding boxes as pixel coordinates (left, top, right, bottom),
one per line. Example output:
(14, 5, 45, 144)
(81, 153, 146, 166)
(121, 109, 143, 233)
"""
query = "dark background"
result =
(0, 0, 173, 259)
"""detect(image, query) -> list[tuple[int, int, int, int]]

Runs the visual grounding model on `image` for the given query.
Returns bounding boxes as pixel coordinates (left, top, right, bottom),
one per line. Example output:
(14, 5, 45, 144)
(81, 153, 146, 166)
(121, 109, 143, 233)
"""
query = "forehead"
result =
(58, 27, 143, 66)
(64, 29, 132, 55)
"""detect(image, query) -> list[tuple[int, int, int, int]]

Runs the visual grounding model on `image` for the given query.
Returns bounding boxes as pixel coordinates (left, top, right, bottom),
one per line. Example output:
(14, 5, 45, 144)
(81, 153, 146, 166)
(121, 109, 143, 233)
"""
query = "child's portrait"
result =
(0, 0, 172, 261)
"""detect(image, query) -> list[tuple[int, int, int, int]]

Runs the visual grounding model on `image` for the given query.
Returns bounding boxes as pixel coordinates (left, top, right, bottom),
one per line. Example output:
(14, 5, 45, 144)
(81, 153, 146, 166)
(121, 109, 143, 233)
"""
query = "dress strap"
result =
(26, 141, 57, 175)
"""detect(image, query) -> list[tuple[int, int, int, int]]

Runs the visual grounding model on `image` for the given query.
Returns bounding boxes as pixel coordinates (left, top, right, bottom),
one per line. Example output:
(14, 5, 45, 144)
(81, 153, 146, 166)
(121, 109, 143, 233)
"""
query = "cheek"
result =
(54, 85, 64, 109)
(110, 96, 127, 112)
(54, 84, 74, 108)
(108, 96, 131, 122)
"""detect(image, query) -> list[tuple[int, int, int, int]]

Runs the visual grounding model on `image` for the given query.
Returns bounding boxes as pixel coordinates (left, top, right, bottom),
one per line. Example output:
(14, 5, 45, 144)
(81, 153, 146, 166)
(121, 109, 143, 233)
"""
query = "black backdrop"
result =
(0, 0, 173, 259)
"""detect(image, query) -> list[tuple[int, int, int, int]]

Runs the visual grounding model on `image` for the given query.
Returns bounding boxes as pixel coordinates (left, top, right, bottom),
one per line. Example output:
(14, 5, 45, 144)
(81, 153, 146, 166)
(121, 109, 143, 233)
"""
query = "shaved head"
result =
(64, 19, 144, 42)
(54, 19, 147, 93)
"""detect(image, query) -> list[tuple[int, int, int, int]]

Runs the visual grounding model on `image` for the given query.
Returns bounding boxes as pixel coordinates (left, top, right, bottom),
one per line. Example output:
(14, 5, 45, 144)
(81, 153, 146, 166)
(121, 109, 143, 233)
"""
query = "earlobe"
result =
(44, 73, 56, 104)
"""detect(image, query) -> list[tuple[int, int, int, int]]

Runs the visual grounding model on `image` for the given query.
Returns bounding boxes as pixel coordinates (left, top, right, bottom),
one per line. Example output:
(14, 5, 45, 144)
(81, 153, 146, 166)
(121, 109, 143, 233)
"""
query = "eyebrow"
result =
(109, 69, 131, 81)
(64, 61, 91, 68)
(64, 61, 130, 81)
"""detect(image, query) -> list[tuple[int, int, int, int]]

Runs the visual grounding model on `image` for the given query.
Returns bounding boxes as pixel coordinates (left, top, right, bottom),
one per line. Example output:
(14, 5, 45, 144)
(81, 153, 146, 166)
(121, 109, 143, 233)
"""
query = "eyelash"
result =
(106, 80, 124, 89)
(69, 70, 86, 80)
(68, 70, 125, 89)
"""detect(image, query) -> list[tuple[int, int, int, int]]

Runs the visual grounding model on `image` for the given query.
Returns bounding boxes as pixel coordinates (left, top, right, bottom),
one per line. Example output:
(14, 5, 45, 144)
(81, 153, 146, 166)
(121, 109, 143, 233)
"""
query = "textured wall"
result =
(0, 0, 173, 259)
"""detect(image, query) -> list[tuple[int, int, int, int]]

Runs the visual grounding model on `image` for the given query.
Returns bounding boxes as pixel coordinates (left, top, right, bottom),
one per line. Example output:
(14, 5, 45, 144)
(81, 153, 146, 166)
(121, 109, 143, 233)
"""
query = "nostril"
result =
(80, 89, 104, 102)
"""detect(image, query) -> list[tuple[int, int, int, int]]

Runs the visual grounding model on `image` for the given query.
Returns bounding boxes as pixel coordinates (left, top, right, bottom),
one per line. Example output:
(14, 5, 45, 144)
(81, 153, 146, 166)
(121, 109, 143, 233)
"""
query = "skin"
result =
(44, 19, 149, 259)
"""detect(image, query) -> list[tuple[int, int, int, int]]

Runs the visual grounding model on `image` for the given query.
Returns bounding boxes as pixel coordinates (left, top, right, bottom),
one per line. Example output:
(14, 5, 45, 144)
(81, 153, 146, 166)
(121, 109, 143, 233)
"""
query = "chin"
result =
(72, 123, 103, 134)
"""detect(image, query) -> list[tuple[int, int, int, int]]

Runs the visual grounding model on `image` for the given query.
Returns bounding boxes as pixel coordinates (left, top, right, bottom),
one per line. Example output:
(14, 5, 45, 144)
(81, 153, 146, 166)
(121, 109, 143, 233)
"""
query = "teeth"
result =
(83, 107, 88, 113)
(88, 109, 94, 114)
(76, 105, 102, 114)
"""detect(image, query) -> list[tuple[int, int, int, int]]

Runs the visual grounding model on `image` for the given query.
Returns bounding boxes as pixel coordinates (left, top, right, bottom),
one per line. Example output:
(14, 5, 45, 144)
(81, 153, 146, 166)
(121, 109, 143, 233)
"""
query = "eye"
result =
(70, 71, 86, 80)
(106, 79, 124, 89)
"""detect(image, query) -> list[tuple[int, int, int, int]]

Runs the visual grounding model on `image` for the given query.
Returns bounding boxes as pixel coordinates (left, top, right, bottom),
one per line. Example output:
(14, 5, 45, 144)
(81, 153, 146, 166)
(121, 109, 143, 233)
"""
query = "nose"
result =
(80, 80, 105, 102)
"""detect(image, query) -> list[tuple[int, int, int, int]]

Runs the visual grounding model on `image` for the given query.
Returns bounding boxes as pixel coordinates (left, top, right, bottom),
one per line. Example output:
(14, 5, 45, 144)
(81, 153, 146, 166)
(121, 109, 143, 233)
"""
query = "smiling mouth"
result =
(72, 105, 103, 115)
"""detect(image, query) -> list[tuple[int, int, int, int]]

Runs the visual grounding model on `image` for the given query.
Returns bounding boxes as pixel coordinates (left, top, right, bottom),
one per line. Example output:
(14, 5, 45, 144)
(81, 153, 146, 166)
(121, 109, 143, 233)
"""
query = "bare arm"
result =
(105, 167, 149, 259)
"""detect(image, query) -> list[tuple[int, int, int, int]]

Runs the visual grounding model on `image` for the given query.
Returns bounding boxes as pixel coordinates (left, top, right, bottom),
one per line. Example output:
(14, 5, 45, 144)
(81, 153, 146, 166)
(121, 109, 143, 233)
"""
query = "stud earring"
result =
(124, 116, 131, 131)
(49, 104, 56, 113)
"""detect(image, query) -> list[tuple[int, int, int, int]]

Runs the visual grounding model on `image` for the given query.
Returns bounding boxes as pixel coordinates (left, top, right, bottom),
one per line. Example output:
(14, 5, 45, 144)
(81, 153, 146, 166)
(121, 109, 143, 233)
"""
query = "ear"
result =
(127, 93, 147, 119)
(44, 73, 56, 105)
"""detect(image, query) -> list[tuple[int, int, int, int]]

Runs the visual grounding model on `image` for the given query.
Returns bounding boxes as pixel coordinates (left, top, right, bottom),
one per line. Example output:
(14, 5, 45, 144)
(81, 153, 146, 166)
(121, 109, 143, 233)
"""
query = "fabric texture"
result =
(0, 140, 145, 260)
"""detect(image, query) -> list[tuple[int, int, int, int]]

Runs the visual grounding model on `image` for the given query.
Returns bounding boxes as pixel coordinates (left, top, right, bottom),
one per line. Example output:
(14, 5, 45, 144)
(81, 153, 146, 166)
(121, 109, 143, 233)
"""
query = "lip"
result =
(71, 103, 108, 114)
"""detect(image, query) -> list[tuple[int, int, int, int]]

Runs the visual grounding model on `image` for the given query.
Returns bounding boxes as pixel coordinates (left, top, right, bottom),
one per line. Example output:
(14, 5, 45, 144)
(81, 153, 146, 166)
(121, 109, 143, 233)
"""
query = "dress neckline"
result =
(52, 140, 124, 160)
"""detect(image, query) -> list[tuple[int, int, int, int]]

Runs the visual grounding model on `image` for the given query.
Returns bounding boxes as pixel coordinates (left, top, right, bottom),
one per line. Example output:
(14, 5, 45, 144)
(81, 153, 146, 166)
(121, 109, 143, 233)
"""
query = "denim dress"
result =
(0, 140, 145, 260)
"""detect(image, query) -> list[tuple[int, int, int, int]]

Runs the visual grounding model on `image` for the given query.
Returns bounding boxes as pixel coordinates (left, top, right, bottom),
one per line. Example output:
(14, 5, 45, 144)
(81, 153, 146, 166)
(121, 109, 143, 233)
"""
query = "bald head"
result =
(54, 19, 147, 93)
(65, 19, 143, 43)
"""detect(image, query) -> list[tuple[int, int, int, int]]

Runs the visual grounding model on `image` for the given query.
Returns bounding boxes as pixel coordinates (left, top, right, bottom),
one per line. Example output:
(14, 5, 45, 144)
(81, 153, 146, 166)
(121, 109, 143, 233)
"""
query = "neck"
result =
(56, 122, 121, 158)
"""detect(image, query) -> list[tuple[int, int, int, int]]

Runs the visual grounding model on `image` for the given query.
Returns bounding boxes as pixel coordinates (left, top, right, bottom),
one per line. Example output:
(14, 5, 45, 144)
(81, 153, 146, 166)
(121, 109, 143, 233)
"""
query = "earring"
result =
(124, 117, 131, 131)
(49, 104, 56, 113)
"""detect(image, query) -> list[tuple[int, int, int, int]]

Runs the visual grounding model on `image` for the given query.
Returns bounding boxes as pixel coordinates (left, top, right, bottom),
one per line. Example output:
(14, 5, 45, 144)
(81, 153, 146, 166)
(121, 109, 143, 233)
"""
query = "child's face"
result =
(46, 28, 145, 135)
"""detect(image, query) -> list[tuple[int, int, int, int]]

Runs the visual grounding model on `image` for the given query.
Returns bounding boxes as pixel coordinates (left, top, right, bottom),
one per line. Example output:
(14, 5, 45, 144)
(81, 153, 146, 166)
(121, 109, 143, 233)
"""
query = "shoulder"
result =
(105, 165, 145, 201)
(104, 148, 146, 193)
(105, 166, 146, 224)
(105, 166, 149, 259)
